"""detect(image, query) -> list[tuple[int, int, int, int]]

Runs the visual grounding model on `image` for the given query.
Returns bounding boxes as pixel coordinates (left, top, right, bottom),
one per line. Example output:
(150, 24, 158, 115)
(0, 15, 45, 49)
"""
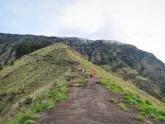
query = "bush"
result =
(24, 97, 33, 105)
(123, 91, 142, 105)
(136, 114, 144, 122)
(110, 98, 117, 103)
(10, 60, 14, 66)
(9, 82, 68, 124)
(100, 78, 165, 122)
(100, 79, 123, 93)
(19, 113, 35, 124)
(9, 111, 36, 124)
(23, 120, 35, 124)
(118, 103, 128, 111)
(145, 100, 152, 105)
(123, 90, 165, 121)
(156, 115, 165, 121)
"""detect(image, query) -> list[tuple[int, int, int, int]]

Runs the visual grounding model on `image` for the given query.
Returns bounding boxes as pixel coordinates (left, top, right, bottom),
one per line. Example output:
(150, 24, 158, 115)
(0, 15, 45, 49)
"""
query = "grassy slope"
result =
(0, 33, 164, 101)
(0, 43, 78, 123)
(0, 43, 164, 123)
(67, 47, 165, 111)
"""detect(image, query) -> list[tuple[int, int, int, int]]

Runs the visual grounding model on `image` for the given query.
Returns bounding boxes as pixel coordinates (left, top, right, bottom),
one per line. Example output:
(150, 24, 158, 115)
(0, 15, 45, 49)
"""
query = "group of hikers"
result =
(79, 65, 96, 80)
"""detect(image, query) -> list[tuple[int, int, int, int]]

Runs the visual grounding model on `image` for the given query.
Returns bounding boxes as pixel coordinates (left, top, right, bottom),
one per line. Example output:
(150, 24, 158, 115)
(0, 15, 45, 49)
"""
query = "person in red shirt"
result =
(89, 72, 94, 80)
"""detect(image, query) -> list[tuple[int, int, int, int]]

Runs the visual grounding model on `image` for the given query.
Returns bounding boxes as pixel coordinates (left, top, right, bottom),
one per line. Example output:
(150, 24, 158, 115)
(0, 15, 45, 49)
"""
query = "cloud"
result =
(0, 0, 165, 62)
(57, 0, 165, 62)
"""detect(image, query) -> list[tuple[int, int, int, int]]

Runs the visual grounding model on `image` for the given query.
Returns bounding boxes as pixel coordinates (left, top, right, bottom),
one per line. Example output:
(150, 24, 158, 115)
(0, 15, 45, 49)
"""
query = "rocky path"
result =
(37, 78, 144, 124)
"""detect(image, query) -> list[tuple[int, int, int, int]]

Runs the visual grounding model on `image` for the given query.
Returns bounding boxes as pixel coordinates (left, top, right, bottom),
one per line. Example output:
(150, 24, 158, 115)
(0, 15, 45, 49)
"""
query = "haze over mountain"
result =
(0, 0, 165, 62)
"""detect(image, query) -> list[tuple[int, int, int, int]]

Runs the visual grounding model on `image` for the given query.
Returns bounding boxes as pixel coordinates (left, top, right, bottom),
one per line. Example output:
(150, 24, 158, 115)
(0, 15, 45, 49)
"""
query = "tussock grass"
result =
(0, 44, 77, 123)
(8, 81, 67, 124)
(67, 47, 165, 112)
(100, 78, 165, 121)
(136, 114, 144, 122)
(65, 72, 88, 87)
(118, 103, 128, 111)
(110, 98, 117, 104)
(100, 78, 123, 94)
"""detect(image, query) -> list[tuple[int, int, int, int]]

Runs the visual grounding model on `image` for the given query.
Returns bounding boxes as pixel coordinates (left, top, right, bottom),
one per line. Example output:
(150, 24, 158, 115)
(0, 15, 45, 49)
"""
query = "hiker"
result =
(79, 65, 83, 74)
(89, 70, 96, 80)
(93, 71, 96, 79)
(89, 72, 94, 80)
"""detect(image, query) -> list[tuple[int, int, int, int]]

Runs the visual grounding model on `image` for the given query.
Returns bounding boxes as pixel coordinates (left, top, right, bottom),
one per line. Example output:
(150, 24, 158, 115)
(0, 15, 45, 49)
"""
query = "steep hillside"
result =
(0, 33, 165, 101)
(0, 43, 165, 124)
(0, 43, 79, 123)
(72, 40, 165, 100)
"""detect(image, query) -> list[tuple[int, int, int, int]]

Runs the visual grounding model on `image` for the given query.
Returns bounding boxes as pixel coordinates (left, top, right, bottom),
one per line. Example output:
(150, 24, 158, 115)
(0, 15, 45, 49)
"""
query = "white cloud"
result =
(56, 0, 165, 62)
(0, 0, 165, 62)
(59, 0, 103, 34)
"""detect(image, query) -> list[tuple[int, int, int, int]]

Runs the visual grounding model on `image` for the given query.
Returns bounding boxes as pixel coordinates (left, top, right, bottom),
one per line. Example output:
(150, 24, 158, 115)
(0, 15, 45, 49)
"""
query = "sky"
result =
(0, 0, 165, 62)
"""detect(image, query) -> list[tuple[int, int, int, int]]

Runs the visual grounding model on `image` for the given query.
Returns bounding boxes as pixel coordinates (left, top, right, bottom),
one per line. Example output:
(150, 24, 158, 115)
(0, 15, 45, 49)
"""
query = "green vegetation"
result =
(123, 91, 142, 105)
(0, 43, 165, 123)
(65, 72, 88, 87)
(118, 103, 128, 111)
(110, 98, 117, 103)
(67, 43, 165, 112)
(136, 114, 144, 122)
(8, 81, 67, 124)
(100, 78, 165, 121)
(0, 44, 78, 123)
(100, 79, 123, 94)
(0, 33, 165, 101)
(123, 91, 165, 121)
(9, 60, 14, 66)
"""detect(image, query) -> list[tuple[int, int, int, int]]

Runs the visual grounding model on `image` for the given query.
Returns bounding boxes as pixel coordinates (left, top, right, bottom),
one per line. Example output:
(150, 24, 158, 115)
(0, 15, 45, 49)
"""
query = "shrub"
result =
(100, 78, 165, 122)
(110, 98, 117, 103)
(118, 103, 128, 111)
(9, 82, 68, 124)
(145, 100, 152, 105)
(19, 113, 35, 124)
(156, 115, 165, 121)
(10, 60, 14, 66)
(123, 90, 165, 121)
(9, 111, 36, 124)
(74, 77, 87, 85)
(24, 97, 33, 105)
(100, 79, 123, 93)
(136, 114, 144, 122)
(123, 91, 141, 105)
(23, 119, 35, 124)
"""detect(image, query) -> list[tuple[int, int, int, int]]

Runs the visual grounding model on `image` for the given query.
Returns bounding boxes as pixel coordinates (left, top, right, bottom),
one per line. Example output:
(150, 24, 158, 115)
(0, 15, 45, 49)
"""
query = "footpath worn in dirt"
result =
(37, 78, 145, 124)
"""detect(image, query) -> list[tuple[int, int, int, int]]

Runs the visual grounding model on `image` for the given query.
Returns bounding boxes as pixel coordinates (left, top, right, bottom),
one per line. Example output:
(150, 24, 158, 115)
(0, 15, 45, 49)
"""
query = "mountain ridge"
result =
(0, 43, 165, 123)
(0, 33, 164, 101)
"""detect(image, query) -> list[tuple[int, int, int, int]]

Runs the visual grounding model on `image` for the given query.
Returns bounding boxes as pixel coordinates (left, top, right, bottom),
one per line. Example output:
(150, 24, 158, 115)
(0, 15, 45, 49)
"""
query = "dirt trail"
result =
(37, 78, 147, 124)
